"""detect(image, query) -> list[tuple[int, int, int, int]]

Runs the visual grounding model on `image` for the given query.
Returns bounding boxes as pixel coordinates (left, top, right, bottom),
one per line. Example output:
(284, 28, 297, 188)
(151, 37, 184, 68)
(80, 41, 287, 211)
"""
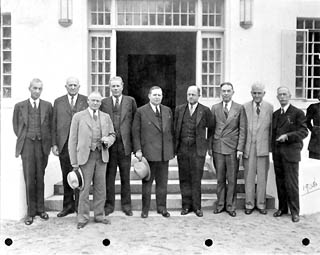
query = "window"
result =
(201, 36, 223, 98)
(202, 0, 224, 27)
(1, 13, 12, 98)
(90, 35, 111, 97)
(90, 0, 111, 25)
(296, 18, 320, 99)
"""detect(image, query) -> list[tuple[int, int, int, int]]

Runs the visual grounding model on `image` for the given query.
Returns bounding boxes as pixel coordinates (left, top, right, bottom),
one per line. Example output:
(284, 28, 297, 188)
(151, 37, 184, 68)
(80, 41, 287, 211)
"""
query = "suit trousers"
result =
(243, 142, 269, 210)
(177, 144, 205, 211)
(273, 152, 300, 216)
(105, 138, 132, 212)
(142, 161, 169, 213)
(78, 149, 107, 223)
(213, 152, 239, 212)
(21, 138, 48, 217)
(59, 141, 79, 211)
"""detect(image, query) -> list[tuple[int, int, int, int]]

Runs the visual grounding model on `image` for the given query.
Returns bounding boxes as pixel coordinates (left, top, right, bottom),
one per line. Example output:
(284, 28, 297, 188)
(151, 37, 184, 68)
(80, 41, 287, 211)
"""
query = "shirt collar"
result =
(112, 95, 122, 105)
(68, 93, 78, 103)
(29, 98, 40, 108)
(253, 101, 263, 107)
(150, 103, 160, 113)
(189, 102, 198, 110)
(282, 103, 290, 113)
(223, 101, 232, 111)
(87, 107, 98, 118)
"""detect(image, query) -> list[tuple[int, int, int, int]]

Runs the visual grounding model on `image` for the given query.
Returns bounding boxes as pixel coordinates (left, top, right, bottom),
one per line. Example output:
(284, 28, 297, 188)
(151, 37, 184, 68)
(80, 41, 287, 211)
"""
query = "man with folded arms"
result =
(69, 91, 115, 229)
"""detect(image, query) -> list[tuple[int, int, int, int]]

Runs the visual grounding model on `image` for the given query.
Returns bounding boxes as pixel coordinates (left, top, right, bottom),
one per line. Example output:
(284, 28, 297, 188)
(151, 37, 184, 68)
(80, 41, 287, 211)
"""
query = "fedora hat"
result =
(132, 156, 151, 181)
(67, 168, 84, 190)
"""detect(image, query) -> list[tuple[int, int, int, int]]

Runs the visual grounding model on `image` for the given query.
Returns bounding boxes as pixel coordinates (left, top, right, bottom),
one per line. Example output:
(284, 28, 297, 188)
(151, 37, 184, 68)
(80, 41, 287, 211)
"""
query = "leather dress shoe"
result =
(228, 211, 237, 217)
(77, 221, 88, 229)
(24, 216, 34, 225)
(38, 212, 49, 220)
(213, 208, 225, 214)
(158, 210, 170, 218)
(195, 209, 203, 217)
(104, 209, 114, 216)
(258, 208, 267, 215)
(123, 210, 133, 216)
(245, 208, 254, 215)
(292, 214, 300, 223)
(181, 208, 191, 215)
(57, 208, 75, 217)
(94, 218, 111, 224)
(141, 212, 148, 218)
(273, 210, 287, 217)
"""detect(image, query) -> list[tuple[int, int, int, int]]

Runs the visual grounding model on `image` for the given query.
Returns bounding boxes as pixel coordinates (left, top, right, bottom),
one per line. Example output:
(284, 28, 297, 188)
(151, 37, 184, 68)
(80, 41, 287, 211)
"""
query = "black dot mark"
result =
(302, 238, 310, 246)
(205, 239, 213, 247)
(102, 239, 110, 246)
(5, 238, 13, 246)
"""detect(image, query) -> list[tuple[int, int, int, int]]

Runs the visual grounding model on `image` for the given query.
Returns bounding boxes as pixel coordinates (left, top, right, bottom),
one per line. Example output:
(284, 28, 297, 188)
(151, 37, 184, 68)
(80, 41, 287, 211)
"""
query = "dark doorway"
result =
(128, 54, 176, 110)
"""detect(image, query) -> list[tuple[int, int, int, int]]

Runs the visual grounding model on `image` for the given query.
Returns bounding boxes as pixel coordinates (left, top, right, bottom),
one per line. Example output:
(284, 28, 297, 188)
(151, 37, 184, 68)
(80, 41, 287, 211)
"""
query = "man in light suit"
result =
(209, 82, 246, 217)
(69, 91, 115, 229)
(272, 87, 308, 223)
(52, 77, 88, 217)
(243, 83, 273, 215)
(100, 76, 137, 216)
(132, 86, 174, 218)
(13, 78, 52, 225)
(174, 85, 213, 217)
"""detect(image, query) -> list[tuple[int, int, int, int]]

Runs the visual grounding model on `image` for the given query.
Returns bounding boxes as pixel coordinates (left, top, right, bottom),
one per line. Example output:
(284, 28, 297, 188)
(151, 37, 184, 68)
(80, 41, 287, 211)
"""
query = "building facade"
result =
(1, 0, 320, 219)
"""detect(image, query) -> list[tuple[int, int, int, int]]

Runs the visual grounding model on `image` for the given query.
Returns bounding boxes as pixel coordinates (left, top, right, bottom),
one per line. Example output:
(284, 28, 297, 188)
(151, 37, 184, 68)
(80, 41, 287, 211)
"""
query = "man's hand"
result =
(276, 134, 288, 143)
(52, 145, 59, 156)
(135, 150, 143, 161)
(101, 137, 110, 148)
(208, 149, 213, 157)
(72, 166, 79, 171)
(237, 151, 243, 160)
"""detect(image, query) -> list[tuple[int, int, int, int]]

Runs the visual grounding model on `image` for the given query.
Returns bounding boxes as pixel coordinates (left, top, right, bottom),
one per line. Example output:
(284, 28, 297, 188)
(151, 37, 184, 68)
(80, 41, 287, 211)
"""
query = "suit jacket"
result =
(13, 99, 53, 157)
(68, 109, 116, 166)
(210, 101, 247, 154)
(271, 104, 308, 162)
(306, 102, 320, 153)
(100, 95, 137, 156)
(174, 103, 213, 157)
(132, 103, 174, 162)
(52, 94, 88, 151)
(243, 100, 273, 158)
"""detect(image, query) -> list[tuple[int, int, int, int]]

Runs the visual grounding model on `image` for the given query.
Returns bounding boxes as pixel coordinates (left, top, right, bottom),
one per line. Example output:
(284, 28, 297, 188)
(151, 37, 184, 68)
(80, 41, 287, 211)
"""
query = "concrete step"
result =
(54, 179, 247, 195)
(45, 193, 275, 211)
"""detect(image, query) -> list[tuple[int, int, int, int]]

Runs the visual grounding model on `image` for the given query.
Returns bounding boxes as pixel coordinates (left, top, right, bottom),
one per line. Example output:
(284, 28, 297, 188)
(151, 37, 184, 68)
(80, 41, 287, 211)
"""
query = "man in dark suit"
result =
(306, 92, 320, 160)
(69, 91, 115, 229)
(272, 87, 308, 223)
(132, 86, 174, 218)
(209, 82, 246, 217)
(13, 78, 52, 225)
(100, 76, 137, 216)
(52, 77, 88, 217)
(174, 85, 213, 217)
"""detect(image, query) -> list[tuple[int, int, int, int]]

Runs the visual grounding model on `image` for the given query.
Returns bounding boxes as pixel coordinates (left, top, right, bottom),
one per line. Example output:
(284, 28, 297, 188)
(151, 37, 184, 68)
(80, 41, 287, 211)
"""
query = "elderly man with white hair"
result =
(243, 83, 273, 215)
(69, 91, 115, 229)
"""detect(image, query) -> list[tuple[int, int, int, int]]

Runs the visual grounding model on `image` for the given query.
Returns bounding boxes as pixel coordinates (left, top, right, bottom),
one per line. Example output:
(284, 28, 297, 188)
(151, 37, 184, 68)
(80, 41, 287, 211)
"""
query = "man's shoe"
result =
(195, 209, 203, 217)
(228, 211, 236, 217)
(273, 210, 286, 217)
(292, 214, 300, 223)
(123, 210, 133, 216)
(245, 208, 254, 215)
(104, 209, 113, 216)
(57, 208, 75, 217)
(158, 210, 170, 218)
(24, 216, 34, 225)
(181, 208, 191, 215)
(141, 212, 148, 218)
(38, 212, 49, 220)
(94, 218, 111, 224)
(213, 208, 224, 214)
(258, 208, 267, 215)
(77, 221, 88, 229)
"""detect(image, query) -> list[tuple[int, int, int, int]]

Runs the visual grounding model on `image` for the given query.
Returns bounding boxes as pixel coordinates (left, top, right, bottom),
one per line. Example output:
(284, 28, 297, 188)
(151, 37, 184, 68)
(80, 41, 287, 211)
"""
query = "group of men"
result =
(13, 76, 309, 229)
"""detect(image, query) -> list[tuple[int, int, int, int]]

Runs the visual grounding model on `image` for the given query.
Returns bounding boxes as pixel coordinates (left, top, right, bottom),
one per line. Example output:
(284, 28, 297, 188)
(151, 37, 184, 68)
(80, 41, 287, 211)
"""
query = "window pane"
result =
(2, 87, 11, 98)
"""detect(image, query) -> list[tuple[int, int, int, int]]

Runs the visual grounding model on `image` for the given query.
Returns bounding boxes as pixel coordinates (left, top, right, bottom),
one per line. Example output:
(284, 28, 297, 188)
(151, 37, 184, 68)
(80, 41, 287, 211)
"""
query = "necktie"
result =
(33, 101, 37, 109)
(281, 108, 284, 115)
(115, 97, 120, 112)
(156, 106, 160, 117)
(224, 103, 228, 118)
(70, 96, 74, 111)
(93, 110, 98, 121)
(256, 102, 260, 115)
(190, 104, 193, 116)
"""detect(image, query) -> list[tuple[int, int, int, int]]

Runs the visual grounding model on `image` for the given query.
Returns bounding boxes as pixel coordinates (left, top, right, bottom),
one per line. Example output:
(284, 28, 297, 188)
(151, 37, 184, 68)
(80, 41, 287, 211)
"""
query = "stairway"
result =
(45, 157, 275, 211)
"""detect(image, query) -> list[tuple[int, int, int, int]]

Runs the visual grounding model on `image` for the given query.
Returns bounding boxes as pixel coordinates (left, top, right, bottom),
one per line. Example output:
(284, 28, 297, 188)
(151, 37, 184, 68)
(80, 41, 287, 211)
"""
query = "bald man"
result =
(52, 77, 88, 217)
(174, 86, 213, 217)
(271, 87, 308, 223)
(69, 91, 115, 229)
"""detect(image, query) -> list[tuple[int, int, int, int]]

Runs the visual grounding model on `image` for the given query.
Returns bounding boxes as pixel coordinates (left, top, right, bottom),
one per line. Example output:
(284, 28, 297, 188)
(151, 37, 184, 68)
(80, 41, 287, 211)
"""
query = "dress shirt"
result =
(68, 93, 78, 105)
(29, 98, 40, 108)
(112, 95, 122, 106)
(189, 102, 198, 115)
(223, 101, 232, 112)
(150, 103, 160, 114)
(281, 103, 290, 114)
(87, 108, 99, 119)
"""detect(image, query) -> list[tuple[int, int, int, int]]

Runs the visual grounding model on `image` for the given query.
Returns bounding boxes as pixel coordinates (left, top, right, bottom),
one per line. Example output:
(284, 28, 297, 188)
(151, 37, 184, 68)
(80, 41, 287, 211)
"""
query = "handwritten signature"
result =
(302, 178, 320, 196)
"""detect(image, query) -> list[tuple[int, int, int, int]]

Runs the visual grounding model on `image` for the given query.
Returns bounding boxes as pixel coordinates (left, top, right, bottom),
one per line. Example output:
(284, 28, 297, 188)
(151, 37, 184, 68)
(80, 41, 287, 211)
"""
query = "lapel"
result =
(275, 108, 287, 128)
(196, 104, 203, 126)
(225, 101, 236, 125)
(244, 102, 253, 128)
(120, 96, 129, 123)
(218, 102, 227, 122)
(160, 105, 168, 131)
(62, 95, 72, 115)
(39, 100, 46, 124)
(178, 104, 188, 132)
(75, 94, 87, 112)
(83, 109, 93, 129)
(21, 100, 29, 125)
(257, 102, 267, 130)
(146, 104, 161, 131)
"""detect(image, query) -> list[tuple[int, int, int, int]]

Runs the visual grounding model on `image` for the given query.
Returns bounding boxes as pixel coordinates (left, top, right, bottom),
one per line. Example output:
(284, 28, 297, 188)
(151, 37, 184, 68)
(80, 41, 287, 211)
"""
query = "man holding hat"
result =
(69, 91, 115, 229)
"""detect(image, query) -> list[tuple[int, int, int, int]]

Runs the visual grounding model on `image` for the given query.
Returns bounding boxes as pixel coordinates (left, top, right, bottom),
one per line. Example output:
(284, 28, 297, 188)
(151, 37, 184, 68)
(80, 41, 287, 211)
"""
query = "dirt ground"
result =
(1, 210, 320, 255)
